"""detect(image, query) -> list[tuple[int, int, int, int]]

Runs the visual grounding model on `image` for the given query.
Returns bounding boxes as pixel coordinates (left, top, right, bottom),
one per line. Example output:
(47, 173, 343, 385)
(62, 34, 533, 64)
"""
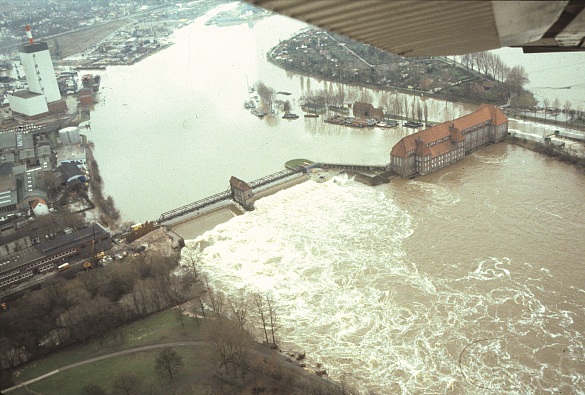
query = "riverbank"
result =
(512, 112, 585, 132)
(506, 134, 585, 172)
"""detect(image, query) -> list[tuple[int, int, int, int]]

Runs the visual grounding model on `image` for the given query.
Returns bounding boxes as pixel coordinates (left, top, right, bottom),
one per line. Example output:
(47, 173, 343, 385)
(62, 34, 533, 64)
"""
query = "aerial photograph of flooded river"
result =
(1, 1, 584, 394)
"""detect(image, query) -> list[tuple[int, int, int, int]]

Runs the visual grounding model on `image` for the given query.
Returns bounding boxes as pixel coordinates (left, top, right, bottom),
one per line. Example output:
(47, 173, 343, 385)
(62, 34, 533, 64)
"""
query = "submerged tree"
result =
(255, 81, 275, 111)
(564, 100, 573, 124)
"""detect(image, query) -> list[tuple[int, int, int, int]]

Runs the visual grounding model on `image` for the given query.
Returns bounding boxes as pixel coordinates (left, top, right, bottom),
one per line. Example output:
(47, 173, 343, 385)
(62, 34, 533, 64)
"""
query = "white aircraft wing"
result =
(248, 0, 585, 56)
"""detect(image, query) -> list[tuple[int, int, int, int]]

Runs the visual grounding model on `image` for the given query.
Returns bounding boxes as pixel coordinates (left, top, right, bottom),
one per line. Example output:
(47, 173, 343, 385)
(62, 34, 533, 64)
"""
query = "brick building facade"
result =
(390, 104, 508, 177)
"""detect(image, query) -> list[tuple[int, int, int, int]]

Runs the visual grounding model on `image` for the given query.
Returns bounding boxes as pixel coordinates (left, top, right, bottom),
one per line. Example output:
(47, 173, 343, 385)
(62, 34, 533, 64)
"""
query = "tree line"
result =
(0, 251, 194, 383)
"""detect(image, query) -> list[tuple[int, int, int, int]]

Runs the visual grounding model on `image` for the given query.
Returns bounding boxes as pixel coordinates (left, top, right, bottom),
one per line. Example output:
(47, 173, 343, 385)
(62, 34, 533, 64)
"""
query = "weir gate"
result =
(158, 162, 390, 224)
(158, 168, 304, 223)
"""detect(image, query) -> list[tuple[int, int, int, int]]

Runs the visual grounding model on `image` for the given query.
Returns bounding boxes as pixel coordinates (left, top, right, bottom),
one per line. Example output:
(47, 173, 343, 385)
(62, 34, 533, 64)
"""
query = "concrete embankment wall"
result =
(168, 173, 309, 240)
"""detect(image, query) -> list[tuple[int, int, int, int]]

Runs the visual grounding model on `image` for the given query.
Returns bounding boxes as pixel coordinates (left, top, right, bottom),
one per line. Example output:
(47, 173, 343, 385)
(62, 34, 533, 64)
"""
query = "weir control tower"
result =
(8, 25, 66, 119)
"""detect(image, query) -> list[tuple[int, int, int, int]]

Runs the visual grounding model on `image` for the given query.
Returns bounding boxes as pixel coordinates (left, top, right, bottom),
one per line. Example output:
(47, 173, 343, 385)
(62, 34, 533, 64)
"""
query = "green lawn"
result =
(11, 347, 216, 395)
(9, 309, 215, 394)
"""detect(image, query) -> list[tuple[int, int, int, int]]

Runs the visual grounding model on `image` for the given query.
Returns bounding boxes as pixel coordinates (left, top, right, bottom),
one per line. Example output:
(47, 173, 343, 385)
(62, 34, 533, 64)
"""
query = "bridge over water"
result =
(315, 163, 389, 172)
(158, 168, 303, 224)
(158, 162, 391, 224)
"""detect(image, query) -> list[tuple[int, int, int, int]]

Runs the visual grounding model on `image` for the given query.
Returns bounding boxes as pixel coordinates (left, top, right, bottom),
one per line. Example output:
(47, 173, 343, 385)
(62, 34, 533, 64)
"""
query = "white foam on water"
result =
(183, 176, 585, 394)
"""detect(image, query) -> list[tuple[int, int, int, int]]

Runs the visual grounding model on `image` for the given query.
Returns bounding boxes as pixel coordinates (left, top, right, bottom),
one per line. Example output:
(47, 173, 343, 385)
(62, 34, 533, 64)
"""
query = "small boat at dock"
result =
(377, 119, 398, 128)
(283, 113, 299, 119)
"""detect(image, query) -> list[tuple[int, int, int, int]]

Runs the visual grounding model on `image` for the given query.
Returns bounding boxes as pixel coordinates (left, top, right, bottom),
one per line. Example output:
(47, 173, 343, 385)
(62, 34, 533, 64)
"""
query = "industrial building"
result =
(0, 223, 111, 289)
(7, 25, 67, 119)
(390, 104, 508, 177)
(0, 124, 59, 215)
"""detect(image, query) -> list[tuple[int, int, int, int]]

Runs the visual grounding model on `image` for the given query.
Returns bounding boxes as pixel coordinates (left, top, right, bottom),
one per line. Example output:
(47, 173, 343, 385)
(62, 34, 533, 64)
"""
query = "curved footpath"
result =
(4, 340, 341, 394)
(3, 342, 206, 393)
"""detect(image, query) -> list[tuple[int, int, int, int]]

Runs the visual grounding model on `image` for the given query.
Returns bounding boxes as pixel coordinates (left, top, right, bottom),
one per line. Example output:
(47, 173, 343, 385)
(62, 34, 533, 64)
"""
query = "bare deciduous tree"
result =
(564, 100, 573, 124)
(392, 93, 402, 117)
(229, 289, 251, 330)
(253, 293, 270, 344)
(81, 384, 107, 395)
(207, 319, 253, 378)
(111, 372, 141, 395)
(154, 347, 184, 379)
(359, 88, 373, 103)
(205, 281, 225, 321)
(265, 294, 279, 346)
(543, 97, 550, 120)
(552, 97, 561, 124)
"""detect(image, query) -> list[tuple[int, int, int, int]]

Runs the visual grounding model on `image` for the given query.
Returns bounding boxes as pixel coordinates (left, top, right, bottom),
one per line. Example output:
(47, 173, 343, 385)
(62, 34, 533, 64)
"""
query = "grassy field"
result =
(9, 308, 219, 395)
(11, 348, 216, 395)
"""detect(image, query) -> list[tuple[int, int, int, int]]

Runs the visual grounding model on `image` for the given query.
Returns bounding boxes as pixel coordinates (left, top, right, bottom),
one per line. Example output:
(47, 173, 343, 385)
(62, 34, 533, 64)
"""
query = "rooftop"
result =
(391, 104, 507, 159)
(18, 41, 49, 54)
(1, 223, 110, 273)
(10, 90, 44, 99)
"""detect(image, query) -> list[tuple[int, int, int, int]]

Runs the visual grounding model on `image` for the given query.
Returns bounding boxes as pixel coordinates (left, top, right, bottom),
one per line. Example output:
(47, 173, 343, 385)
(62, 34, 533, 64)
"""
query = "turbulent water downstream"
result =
(188, 143, 585, 393)
(81, 3, 585, 393)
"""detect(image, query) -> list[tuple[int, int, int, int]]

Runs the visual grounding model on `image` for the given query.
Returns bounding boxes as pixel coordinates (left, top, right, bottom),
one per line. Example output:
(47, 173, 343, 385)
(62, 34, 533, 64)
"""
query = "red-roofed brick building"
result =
(390, 104, 507, 177)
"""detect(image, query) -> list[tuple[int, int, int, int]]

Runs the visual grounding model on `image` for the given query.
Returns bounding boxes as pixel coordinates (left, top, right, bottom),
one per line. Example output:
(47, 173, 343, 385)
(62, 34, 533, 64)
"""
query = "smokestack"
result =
(25, 25, 33, 44)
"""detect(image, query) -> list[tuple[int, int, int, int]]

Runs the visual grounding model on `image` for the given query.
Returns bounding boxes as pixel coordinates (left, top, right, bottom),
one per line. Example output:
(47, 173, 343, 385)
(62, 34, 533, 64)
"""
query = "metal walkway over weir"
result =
(248, 168, 302, 189)
(158, 168, 304, 224)
(158, 190, 232, 223)
(317, 163, 389, 172)
(158, 163, 393, 224)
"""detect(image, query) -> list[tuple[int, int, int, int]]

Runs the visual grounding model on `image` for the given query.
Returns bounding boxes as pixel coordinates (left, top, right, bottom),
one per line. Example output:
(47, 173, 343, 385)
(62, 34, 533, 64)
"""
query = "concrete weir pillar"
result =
(229, 176, 255, 211)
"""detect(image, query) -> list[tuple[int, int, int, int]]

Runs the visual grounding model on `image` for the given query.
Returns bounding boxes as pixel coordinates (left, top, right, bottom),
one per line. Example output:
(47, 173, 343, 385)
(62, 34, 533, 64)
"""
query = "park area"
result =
(7, 309, 216, 394)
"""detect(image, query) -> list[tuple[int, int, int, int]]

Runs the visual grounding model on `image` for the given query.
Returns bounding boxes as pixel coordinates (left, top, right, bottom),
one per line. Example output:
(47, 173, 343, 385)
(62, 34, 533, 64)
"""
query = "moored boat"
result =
(377, 119, 398, 128)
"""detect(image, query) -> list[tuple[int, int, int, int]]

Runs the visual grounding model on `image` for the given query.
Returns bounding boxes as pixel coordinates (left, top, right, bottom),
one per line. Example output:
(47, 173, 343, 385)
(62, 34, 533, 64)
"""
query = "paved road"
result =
(3, 341, 206, 393)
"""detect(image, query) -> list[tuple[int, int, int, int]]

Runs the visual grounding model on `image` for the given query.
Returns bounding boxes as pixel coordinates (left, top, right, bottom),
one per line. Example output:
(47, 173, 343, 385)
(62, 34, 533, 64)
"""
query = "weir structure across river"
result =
(158, 160, 391, 224)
